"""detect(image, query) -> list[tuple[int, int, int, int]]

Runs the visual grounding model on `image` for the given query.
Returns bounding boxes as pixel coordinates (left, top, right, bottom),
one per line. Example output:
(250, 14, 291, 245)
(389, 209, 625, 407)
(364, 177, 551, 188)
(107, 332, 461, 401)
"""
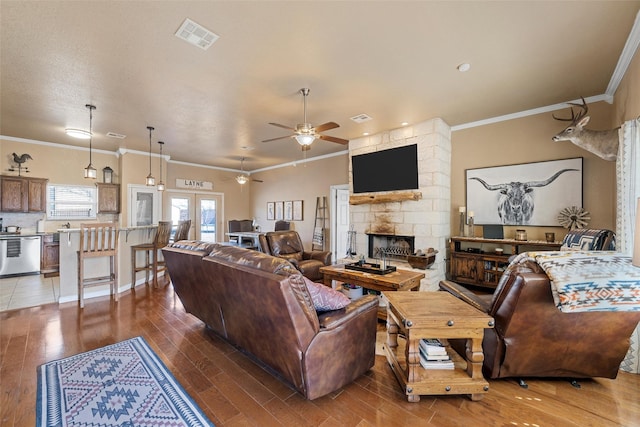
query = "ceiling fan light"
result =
(236, 174, 248, 185)
(295, 134, 315, 146)
(66, 128, 91, 139)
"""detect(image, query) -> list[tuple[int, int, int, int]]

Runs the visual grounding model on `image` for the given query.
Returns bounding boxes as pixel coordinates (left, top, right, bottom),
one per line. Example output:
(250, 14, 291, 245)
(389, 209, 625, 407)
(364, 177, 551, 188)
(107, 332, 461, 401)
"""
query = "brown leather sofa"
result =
(439, 260, 640, 382)
(162, 240, 378, 400)
(259, 230, 331, 281)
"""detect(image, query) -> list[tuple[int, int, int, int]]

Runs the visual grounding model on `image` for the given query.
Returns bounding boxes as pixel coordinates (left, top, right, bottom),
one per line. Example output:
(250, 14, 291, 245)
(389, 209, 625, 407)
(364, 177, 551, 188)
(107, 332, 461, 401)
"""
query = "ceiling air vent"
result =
(106, 132, 126, 139)
(175, 18, 219, 51)
(350, 113, 373, 123)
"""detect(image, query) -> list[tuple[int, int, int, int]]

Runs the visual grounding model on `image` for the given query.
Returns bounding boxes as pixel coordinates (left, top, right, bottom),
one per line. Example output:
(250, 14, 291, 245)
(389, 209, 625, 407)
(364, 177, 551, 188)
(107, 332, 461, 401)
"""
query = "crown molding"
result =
(451, 94, 613, 132)
(1, 135, 118, 156)
(606, 9, 640, 96)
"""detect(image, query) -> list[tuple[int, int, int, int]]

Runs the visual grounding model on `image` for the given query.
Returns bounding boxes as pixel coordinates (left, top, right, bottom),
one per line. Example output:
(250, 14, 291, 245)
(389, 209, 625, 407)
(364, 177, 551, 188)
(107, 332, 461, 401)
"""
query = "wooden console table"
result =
(320, 264, 424, 320)
(383, 291, 494, 402)
(449, 236, 562, 289)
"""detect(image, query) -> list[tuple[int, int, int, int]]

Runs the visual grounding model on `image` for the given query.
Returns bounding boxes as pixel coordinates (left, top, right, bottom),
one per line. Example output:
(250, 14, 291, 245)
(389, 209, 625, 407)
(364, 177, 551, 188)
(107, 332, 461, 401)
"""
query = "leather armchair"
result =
(259, 230, 331, 281)
(439, 260, 640, 382)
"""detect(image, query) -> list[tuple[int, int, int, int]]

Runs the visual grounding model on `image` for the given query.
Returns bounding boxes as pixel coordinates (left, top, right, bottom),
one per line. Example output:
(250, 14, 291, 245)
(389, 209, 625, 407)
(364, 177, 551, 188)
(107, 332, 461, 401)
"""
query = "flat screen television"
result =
(351, 144, 419, 194)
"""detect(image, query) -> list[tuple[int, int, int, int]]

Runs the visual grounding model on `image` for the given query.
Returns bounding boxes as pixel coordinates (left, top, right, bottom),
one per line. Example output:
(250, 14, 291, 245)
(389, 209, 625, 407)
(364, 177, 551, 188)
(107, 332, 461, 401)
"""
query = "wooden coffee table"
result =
(383, 291, 494, 402)
(320, 264, 425, 319)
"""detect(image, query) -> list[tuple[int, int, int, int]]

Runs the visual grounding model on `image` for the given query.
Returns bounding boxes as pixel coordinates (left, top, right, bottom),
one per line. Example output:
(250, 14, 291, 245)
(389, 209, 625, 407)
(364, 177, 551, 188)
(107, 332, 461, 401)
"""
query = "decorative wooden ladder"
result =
(312, 196, 327, 251)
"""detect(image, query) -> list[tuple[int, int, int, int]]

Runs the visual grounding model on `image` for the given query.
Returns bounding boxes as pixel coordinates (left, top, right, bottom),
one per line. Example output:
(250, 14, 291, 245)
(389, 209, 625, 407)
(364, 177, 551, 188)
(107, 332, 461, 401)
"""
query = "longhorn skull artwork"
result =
(470, 168, 578, 225)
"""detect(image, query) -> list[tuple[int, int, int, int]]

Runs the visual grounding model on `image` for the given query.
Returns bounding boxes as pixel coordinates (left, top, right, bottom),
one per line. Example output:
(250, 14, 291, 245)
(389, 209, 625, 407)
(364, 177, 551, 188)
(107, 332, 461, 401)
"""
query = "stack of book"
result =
(419, 339, 454, 370)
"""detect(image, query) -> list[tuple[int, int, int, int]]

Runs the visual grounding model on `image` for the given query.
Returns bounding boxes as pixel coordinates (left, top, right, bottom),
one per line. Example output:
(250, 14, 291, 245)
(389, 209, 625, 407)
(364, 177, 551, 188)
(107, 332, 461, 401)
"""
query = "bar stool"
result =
(173, 219, 191, 242)
(77, 222, 119, 308)
(131, 221, 171, 288)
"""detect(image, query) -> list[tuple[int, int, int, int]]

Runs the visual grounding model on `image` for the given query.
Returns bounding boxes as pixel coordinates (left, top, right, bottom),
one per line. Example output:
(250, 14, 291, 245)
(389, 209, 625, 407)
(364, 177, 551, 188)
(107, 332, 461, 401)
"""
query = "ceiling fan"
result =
(262, 88, 349, 148)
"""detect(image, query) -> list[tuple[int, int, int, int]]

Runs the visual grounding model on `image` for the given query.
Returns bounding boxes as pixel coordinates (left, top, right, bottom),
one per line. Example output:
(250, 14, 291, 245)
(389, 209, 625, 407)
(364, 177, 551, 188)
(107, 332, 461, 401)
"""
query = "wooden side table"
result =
(383, 291, 494, 402)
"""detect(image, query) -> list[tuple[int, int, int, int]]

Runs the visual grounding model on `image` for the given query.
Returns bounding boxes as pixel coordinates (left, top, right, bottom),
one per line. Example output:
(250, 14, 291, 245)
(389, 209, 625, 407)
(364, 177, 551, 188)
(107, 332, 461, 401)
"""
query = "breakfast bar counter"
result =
(58, 225, 159, 304)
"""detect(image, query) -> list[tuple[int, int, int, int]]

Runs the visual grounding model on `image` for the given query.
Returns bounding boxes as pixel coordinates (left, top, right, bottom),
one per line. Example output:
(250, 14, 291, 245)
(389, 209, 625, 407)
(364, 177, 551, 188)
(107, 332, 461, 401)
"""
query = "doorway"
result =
(330, 184, 350, 263)
(164, 190, 224, 242)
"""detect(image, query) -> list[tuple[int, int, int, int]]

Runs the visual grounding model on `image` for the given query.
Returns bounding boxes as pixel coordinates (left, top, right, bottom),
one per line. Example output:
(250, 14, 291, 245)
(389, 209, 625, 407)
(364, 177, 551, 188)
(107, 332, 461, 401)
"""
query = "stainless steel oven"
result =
(0, 235, 41, 277)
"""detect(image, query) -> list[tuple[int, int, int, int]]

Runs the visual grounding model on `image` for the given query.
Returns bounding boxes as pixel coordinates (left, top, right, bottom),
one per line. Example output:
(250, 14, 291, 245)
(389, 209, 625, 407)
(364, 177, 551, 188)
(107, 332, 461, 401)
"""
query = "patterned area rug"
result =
(36, 336, 214, 427)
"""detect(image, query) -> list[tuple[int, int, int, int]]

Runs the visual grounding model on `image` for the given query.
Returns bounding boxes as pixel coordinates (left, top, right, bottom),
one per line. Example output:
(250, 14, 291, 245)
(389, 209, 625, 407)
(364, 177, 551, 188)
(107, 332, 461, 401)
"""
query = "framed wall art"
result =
(266, 202, 275, 220)
(293, 200, 303, 221)
(284, 201, 293, 221)
(275, 201, 284, 221)
(465, 157, 583, 226)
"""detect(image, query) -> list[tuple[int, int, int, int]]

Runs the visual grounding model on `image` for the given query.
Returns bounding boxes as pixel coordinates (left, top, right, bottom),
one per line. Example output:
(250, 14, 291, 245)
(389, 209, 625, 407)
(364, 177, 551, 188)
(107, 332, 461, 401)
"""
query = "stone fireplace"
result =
(348, 118, 451, 290)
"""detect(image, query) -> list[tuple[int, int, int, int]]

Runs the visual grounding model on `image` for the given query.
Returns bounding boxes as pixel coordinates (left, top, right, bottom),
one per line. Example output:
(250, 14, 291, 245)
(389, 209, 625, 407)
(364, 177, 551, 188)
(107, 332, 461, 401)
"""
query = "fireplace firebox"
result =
(367, 233, 415, 262)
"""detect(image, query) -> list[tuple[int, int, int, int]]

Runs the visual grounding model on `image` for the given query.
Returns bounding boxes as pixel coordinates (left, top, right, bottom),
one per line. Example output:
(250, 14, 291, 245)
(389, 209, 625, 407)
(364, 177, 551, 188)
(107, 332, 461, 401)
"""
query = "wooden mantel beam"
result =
(349, 191, 422, 205)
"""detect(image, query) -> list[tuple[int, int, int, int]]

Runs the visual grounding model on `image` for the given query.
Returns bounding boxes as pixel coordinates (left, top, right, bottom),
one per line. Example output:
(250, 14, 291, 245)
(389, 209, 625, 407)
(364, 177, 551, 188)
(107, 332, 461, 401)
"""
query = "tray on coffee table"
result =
(345, 262, 397, 275)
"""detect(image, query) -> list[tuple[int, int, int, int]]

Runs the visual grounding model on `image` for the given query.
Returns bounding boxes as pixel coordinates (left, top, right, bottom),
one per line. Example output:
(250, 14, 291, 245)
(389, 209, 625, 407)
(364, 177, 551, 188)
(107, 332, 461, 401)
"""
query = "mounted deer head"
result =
(552, 97, 620, 161)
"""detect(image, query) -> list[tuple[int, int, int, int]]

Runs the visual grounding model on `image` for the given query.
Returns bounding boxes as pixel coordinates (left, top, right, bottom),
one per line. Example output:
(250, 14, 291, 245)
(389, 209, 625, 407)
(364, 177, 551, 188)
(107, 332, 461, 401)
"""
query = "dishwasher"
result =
(0, 235, 41, 277)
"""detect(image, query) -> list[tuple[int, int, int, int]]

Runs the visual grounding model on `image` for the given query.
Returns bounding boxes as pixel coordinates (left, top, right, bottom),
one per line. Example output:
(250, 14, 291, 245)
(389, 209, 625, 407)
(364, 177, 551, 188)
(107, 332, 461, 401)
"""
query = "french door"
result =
(164, 191, 223, 242)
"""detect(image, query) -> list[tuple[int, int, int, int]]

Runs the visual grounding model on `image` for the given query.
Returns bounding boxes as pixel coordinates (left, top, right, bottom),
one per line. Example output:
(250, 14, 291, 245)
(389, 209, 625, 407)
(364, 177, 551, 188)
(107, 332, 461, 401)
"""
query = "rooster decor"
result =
(9, 153, 33, 176)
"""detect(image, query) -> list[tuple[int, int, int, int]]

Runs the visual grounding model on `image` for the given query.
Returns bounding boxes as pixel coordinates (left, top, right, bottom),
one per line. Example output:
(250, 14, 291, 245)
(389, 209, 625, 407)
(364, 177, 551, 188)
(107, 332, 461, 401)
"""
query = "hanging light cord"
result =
(88, 105, 94, 165)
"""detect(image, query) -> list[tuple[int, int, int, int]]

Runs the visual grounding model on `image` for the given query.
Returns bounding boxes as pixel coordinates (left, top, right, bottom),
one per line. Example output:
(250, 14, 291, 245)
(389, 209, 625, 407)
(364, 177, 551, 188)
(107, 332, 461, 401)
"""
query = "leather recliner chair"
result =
(439, 259, 640, 384)
(259, 230, 331, 281)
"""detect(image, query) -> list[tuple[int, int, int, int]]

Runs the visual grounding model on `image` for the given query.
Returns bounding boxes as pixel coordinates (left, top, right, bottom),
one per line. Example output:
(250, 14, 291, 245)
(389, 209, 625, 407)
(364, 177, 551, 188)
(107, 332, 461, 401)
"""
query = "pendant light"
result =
(236, 157, 248, 185)
(146, 126, 156, 186)
(83, 104, 97, 179)
(157, 141, 165, 191)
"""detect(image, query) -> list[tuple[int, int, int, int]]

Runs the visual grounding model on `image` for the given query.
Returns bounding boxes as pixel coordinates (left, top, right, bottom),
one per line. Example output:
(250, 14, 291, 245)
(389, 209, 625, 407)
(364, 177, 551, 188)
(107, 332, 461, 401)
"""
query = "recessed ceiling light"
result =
(457, 63, 471, 72)
(363, 132, 369, 136)
(175, 18, 219, 50)
(65, 129, 91, 139)
(401, 122, 409, 126)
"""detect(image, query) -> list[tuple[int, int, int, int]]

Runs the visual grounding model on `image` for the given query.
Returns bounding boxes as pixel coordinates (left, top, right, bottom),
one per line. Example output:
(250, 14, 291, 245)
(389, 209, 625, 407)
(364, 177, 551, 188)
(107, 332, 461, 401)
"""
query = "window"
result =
(47, 184, 97, 220)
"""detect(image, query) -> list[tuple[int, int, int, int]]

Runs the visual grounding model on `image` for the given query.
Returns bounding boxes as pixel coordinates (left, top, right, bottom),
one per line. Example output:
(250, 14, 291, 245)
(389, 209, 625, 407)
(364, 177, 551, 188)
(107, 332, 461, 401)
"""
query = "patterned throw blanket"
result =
(510, 251, 640, 313)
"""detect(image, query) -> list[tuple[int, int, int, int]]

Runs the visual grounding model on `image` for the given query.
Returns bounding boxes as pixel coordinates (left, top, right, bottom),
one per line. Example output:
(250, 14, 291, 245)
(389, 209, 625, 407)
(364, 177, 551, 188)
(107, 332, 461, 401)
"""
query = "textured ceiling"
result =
(1, 1, 639, 171)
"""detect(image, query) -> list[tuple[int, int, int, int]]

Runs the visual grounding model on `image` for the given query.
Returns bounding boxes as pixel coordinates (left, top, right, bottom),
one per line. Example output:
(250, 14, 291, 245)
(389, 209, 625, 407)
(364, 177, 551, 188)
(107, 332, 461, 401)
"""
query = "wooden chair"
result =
(274, 220, 290, 231)
(173, 219, 191, 241)
(131, 221, 172, 288)
(77, 222, 119, 308)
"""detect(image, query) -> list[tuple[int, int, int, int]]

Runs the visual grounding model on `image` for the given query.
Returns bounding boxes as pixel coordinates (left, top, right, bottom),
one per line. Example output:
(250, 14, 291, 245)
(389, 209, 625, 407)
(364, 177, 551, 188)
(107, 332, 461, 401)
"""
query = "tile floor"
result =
(0, 274, 59, 312)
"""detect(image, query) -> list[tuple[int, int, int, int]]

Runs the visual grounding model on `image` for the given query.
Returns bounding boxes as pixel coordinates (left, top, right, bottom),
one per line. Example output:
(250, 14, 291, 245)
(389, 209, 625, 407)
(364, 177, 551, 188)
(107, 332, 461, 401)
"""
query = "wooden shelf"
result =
(449, 236, 562, 290)
(349, 191, 422, 205)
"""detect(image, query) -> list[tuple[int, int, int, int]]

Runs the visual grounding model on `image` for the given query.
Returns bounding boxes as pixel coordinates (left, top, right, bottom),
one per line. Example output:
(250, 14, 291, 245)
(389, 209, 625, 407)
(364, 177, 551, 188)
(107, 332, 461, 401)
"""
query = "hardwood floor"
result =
(1, 283, 639, 426)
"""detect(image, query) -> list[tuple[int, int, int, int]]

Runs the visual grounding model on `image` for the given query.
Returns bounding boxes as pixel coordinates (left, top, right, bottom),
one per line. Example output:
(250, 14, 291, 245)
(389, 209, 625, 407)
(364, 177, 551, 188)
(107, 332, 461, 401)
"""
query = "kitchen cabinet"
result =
(96, 183, 120, 213)
(41, 234, 59, 277)
(449, 236, 562, 290)
(0, 176, 48, 213)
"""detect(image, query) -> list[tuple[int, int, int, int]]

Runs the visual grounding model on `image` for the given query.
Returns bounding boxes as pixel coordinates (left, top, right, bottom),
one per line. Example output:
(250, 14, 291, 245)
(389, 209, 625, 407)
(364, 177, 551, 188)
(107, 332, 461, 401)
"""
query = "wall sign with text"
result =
(175, 179, 213, 191)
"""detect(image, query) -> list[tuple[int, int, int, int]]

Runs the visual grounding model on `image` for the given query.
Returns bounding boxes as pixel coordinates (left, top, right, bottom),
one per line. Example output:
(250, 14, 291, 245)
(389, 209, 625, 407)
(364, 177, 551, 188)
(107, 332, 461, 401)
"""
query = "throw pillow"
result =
(303, 276, 351, 311)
